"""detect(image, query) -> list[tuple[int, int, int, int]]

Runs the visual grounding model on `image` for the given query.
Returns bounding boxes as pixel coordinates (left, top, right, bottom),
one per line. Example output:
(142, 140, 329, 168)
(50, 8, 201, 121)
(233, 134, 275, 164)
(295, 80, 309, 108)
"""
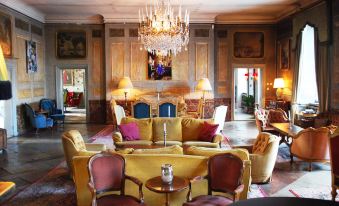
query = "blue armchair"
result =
(40, 98, 65, 124)
(24, 103, 53, 133)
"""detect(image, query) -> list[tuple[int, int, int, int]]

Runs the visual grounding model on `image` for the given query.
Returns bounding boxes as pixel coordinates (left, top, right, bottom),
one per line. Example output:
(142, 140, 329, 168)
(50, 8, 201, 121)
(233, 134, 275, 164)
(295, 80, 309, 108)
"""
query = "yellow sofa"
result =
(113, 117, 224, 148)
(72, 149, 251, 206)
(62, 130, 106, 177)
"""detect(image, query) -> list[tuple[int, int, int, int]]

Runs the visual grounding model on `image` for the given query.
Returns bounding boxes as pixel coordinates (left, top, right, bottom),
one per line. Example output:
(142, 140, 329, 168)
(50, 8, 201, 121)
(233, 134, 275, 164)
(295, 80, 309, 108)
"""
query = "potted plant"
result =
(243, 95, 255, 114)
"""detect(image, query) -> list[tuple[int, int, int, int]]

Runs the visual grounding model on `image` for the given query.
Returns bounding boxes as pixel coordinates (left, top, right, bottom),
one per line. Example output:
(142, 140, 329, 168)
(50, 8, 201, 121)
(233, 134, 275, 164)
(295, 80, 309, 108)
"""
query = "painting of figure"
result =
(147, 53, 172, 80)
(279, 38, 290, 70)
(26, 40, 38, 73)
(56, 31, 86, 58)
(0, 12, 12, 57)
(234, 32, 264, 58)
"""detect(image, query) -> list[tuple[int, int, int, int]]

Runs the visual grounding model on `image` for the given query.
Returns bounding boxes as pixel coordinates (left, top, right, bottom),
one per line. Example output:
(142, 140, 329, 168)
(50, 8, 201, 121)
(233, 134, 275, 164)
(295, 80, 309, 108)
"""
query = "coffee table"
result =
(145, 176, 189, 206)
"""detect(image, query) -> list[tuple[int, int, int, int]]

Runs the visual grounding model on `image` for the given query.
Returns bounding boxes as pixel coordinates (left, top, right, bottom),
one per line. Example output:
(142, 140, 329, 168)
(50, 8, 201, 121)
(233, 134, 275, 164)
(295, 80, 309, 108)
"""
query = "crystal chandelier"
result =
(138, 0, 189, 56)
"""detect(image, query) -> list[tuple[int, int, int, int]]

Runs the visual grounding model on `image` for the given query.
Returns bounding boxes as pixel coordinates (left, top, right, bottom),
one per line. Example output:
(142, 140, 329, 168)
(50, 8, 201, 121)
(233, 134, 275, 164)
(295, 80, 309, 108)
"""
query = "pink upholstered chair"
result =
(330, 134, 339, 201)
(183, 153, 244, 206)
(267, 108, 289, 123)
(88, 153, 146, 206)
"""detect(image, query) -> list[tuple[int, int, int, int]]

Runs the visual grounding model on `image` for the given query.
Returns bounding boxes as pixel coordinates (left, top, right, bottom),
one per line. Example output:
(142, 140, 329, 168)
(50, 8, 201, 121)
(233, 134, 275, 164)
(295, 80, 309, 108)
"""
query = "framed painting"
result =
(279, 38, 290, 70)
(0, 12, 12, 57)
(26, 40, 37, 73)
(56, 31, 86, 58)
(147, 53, 172, 80)
(62, 70, 73, 86)
(234, 32, 264, 58)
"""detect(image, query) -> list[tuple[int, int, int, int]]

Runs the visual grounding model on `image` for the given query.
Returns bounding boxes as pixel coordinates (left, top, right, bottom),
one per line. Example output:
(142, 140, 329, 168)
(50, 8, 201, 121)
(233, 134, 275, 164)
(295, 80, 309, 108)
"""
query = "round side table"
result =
(145, 176, 189, 206)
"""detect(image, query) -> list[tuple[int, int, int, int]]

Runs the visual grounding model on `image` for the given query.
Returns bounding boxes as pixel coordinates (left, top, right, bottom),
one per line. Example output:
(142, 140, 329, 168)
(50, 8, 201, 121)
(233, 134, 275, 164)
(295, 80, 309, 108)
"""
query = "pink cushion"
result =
(198, 121, 219, 142)
(118, 122, 140, 141)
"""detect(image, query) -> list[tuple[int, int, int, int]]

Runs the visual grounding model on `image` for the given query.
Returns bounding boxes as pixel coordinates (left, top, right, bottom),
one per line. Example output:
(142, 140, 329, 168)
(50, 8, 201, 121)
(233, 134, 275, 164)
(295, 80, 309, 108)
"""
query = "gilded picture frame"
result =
(0, 12, 12, 57)
(234, 32, 264, 58)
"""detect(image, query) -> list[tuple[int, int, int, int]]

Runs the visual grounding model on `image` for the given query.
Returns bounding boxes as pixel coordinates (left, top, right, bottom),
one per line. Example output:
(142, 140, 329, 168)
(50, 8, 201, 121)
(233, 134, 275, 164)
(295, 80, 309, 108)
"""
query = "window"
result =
(297, 25, 318, 105)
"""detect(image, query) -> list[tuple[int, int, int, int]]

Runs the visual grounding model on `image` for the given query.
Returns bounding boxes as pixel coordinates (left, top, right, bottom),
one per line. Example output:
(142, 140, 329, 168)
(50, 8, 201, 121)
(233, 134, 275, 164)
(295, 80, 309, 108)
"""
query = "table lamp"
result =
(118, 76, 133, 107)
(196, 78, 212, 118)
(273, 78, 285, 100)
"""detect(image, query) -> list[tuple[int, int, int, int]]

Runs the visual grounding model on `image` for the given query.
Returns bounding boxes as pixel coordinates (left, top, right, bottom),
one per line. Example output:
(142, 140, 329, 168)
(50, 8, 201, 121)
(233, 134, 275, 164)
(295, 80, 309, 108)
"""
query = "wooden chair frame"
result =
(157, 100, 178, 117)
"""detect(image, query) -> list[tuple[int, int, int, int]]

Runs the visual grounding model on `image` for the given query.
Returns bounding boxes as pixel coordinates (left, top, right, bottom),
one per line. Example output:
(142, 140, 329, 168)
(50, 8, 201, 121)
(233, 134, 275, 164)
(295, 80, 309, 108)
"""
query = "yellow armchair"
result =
(62, 130, 106, 177)
(249, 132, 280, 183)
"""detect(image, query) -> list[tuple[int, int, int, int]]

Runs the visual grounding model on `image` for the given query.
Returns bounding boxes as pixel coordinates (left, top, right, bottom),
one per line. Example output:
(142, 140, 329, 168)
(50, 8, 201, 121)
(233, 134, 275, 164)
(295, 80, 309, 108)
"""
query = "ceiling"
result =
(1, 0, 320, 24)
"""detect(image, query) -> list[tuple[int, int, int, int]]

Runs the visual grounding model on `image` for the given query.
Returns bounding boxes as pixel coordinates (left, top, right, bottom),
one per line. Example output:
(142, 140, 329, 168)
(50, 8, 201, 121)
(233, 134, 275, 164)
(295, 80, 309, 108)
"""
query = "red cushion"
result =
(198, 121, 219, 142)
(118, 122, 140, 141)
(183, 195, 233, 206)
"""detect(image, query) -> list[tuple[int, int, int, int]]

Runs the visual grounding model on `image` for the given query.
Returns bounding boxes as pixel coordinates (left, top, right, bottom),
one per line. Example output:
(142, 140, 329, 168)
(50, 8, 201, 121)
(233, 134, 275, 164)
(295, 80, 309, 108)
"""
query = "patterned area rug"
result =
(4, 162, 75, 206)
(273, 170, 337, 201)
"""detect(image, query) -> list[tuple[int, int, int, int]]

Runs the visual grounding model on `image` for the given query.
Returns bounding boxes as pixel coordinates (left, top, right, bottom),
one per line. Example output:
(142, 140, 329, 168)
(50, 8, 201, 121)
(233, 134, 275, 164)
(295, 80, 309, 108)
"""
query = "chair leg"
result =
(332, 186, 337, 201)
(290, 155, 294, 165)
(35, 128, 39, 134)
(308, 162, 312, 171)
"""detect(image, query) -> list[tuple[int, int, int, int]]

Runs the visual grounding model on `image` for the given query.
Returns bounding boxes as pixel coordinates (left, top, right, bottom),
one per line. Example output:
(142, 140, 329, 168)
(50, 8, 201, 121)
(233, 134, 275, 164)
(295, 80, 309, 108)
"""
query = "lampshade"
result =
(196, 78, 212, 91)
(118, 77, 133, 90)
(0, 46, 8, 81)
(273, 78, 285, 89)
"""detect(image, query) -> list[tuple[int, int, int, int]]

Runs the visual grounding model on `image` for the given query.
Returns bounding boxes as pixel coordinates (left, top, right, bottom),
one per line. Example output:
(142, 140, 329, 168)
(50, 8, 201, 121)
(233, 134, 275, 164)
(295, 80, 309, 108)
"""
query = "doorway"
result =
(57, 67, 87, 123)
(233, 67, 262, 120)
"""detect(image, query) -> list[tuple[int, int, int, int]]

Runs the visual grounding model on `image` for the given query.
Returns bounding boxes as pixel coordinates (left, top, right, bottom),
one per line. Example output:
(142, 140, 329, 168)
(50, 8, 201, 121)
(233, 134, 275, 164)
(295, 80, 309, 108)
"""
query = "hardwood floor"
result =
(0, 123, 107, 203)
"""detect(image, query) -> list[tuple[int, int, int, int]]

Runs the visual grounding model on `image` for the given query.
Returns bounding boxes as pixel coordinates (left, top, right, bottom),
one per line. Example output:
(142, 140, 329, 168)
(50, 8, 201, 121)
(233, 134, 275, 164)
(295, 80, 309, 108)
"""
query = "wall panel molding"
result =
(195, 42, 209, 80)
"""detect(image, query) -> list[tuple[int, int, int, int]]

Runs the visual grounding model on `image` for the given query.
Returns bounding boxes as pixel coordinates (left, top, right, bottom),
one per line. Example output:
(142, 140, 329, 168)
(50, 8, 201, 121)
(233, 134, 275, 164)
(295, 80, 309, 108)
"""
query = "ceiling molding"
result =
(0, 0, 45, 22)
(45, 15, 104, 24)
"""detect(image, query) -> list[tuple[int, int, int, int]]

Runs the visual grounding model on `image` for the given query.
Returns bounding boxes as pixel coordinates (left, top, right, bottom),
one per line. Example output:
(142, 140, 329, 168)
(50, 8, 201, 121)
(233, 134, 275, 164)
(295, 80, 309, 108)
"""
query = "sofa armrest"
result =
(113, 132, 123, 143)
(78, 150, 100, 156)
(212, 134, 224, 144)
(85, 143, 106, 152)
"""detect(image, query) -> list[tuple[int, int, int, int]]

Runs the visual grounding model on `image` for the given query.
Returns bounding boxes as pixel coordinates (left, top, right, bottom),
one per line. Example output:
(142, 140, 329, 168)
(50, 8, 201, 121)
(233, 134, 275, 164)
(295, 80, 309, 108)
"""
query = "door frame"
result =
(56, 64, 89, 123)
(232, 64, 266, 121)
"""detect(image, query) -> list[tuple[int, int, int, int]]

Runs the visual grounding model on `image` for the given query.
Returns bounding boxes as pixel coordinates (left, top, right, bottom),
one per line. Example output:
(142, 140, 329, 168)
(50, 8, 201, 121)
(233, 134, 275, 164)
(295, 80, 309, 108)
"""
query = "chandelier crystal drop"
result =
(138, 0, 189, 56)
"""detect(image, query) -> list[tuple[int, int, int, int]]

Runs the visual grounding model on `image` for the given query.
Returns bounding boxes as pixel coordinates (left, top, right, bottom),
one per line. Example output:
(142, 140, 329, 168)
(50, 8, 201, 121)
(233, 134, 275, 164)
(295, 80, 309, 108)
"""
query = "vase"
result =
(161, 164, 173, 184)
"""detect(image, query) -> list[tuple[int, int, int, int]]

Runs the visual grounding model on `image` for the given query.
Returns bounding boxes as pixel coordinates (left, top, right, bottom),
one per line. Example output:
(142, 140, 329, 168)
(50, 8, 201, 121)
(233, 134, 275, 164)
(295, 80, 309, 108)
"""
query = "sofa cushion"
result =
(198, 121, 219, 142)
(153, 118, 182, 142)
(183, 141, 219, 148)
(181, 118, 205, 141)
(185, 146, 249, 160)
(121, 117, 153, 141)
(118, 122, 140, 141)
(154, 141, 182, 146)
(133, 145, 183, 155)
(115, 140, 153, 147)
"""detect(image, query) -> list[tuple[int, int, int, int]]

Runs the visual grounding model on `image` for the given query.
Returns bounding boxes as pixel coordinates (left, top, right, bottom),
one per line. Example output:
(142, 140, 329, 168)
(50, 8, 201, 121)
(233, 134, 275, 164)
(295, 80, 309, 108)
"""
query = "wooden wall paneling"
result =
(111, 42, 125, 82)
(33, 88, 44, 97)
(218, 41, 227, 81)
(172, 49, 189, 81)
(16, 36, 30, 83)
(130, 42, 147, 81)
(18, 89, 31, 99)
(195, 42, 208, 80)
(217, 86, 227, 94)
(92, 40, 102, 97)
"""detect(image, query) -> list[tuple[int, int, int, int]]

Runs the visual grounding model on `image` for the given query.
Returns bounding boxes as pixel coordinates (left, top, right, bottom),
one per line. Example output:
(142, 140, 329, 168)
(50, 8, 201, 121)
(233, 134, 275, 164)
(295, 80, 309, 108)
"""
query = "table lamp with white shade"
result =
(273, 78, 285, 100)
(196, 78, 212, 118)
(118, 77, 133, 107)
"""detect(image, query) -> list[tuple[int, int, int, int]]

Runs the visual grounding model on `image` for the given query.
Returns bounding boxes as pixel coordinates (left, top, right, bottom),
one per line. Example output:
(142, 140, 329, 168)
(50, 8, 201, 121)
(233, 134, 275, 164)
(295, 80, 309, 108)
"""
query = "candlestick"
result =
(168, 105, 170, 117)
(163, 122, 167, 147)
